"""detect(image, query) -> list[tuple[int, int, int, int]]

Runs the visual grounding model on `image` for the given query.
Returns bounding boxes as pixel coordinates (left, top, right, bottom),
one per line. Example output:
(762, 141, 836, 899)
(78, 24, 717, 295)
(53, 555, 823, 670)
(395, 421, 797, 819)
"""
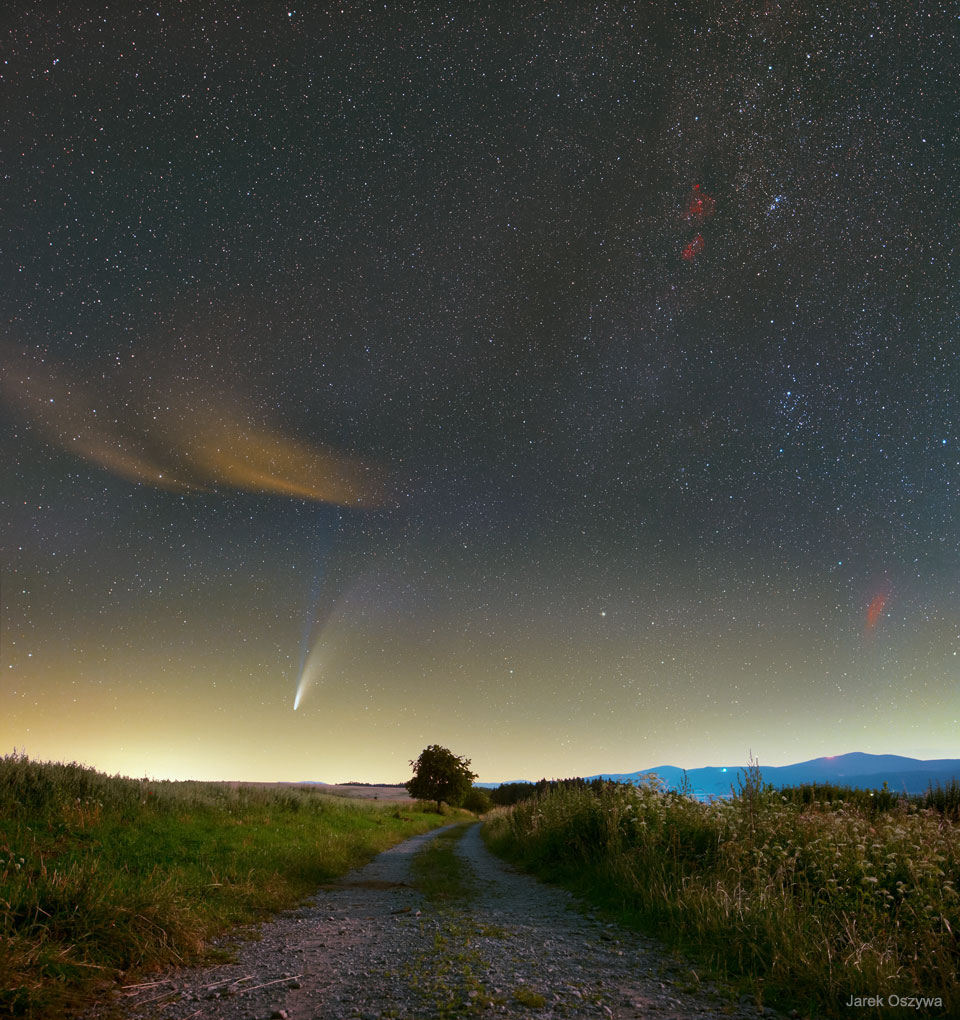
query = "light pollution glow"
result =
(5, 597, 957, 785)
(4, 497, 957, 783)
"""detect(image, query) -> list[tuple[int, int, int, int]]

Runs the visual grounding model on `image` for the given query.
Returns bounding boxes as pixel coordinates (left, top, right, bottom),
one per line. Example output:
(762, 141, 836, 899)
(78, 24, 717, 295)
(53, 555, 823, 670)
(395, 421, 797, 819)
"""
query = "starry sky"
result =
(3, 3, 958, 784)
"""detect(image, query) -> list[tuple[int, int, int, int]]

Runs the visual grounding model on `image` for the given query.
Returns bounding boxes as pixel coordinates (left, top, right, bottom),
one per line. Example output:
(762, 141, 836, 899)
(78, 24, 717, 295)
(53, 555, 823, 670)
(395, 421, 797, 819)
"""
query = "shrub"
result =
(461, 788, 493, 814)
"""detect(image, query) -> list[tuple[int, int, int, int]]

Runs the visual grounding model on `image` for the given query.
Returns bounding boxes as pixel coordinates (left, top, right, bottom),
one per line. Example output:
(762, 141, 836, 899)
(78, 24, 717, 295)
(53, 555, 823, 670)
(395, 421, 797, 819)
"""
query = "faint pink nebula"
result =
(865, 593, 888, 633)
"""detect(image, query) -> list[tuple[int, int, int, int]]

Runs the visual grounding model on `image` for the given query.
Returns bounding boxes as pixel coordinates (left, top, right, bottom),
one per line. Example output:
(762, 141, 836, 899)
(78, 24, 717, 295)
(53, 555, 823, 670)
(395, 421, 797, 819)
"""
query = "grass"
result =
(483, 767, 959, 1019)
(403, 821, 528, 1016)
(0, 752, 446, 1018)
(778, 779, 960, 821)
(512, 985, 546, 1008)
(410, 822, 476, 903)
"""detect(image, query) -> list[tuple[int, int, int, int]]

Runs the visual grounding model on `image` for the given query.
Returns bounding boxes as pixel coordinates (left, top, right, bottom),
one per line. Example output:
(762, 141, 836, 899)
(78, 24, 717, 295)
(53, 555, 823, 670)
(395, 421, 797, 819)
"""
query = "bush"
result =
(461, 788, 493, 814)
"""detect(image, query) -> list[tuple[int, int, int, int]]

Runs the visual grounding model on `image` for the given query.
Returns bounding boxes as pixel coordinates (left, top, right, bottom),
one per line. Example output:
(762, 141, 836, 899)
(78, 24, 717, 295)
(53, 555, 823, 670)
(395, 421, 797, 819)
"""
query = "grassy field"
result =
(0, 753, 445, 1017)
(483, 770, 959, 1019)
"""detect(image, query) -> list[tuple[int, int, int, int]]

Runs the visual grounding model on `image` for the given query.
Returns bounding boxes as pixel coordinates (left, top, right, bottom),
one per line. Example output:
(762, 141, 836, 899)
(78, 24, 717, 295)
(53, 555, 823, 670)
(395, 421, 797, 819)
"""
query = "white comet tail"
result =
(293, 644, 322, 711)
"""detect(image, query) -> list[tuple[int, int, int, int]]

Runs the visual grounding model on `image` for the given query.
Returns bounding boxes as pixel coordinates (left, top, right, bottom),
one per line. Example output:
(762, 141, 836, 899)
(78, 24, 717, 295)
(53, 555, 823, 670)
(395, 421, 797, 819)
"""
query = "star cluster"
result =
(2, 3, 958, 782)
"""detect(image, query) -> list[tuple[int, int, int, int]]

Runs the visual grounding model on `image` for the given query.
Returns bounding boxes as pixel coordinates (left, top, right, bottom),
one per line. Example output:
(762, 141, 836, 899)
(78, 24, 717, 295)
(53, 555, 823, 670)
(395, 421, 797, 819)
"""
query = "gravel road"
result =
(108, 822, 794, 1020)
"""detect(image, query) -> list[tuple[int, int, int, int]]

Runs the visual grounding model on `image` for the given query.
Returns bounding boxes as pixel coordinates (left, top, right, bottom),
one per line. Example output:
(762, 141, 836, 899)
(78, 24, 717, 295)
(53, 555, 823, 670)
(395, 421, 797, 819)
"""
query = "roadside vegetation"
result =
(0, 752, 445, 1018)
(404, 821, 511, 1016)
(483, 766, 959, 1019)
(410, 822, 476, 903)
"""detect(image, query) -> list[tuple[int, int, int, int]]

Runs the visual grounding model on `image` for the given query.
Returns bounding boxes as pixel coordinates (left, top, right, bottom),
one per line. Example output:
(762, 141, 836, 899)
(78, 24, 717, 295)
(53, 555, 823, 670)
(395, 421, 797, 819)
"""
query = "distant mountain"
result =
(477, 753, 960, 798)
(596, 752, 960, 798)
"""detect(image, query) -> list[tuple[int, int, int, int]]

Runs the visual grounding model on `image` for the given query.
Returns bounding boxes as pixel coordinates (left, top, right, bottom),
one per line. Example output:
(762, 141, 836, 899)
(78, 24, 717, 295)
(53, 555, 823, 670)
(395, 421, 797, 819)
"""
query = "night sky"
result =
(3, 3, 958, 783)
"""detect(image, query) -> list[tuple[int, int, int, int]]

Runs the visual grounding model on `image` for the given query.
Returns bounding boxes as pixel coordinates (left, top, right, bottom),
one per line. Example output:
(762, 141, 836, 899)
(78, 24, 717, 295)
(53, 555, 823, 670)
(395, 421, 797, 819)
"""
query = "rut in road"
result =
(113, 821, 786, 1020)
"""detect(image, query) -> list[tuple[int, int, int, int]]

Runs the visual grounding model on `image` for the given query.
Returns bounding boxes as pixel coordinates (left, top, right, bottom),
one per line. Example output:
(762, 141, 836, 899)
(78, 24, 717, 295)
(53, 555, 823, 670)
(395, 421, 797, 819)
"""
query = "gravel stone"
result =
(90, 823, 797, 1019)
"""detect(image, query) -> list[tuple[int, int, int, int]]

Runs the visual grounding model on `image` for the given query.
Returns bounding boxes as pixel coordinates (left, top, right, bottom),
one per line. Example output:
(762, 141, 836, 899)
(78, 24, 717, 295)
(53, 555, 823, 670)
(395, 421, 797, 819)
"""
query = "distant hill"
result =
(477, 753, 960, 798)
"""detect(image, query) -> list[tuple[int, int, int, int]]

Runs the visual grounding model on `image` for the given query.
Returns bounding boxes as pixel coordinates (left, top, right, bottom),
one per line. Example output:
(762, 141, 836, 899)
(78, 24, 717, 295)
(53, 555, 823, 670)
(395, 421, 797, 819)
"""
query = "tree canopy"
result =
(406, 744, 477, 813)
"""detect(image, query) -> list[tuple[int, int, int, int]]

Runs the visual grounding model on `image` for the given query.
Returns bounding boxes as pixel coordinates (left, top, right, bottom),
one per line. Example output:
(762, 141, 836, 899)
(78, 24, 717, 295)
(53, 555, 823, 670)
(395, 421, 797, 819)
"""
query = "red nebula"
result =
(681, 234, 705, 260)
(686, 184, 716, 223)
(865, 593, 887, 632)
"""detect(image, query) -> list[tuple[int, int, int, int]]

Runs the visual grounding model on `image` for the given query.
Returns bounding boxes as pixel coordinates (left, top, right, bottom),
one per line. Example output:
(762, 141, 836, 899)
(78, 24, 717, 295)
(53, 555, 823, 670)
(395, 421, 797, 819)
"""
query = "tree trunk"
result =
(436, 799, 442, 814)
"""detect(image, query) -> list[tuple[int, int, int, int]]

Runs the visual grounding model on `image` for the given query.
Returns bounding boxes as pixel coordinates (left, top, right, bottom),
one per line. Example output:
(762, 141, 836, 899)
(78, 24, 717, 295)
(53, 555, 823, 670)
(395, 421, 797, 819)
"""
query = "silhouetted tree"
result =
(489, 782, 536, 807)
(406, 745, 477, 813)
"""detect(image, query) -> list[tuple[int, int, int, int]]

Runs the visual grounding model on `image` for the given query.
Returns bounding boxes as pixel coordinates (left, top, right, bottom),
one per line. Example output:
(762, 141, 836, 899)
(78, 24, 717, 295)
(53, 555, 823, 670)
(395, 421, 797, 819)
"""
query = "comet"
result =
(290, 559, 354, 711)
(293, 609, 313, 711)
(293, 654, 315, 711)
(292, 618, 333, 711)
(293, 573, 330, 711)
(289, 532, 390, 711)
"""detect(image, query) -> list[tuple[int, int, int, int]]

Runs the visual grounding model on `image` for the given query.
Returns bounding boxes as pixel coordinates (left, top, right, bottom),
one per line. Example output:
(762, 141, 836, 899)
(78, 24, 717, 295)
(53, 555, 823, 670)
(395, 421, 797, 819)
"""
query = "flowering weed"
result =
(484, 775, 959, 1018)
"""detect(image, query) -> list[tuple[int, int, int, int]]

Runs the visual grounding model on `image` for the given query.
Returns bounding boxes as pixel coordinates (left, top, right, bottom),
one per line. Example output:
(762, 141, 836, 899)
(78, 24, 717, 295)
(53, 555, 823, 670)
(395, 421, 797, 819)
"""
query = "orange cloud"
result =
(1, 343, 392, 508)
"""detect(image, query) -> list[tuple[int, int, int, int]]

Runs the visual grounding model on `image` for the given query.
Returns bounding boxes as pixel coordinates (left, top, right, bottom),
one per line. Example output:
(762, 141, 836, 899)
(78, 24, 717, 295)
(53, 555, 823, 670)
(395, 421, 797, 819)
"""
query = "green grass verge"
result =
(0, 753, 445, 1018)
(482, 776, 959, 1020)
(410, 822, 476, 904)
(404, 823, 502, 1016)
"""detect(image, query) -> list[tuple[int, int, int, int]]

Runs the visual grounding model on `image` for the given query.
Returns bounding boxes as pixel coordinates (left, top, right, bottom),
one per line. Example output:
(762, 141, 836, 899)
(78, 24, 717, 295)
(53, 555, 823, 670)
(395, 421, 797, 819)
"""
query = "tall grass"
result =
(483, 771, 959, 1018)
(778, 779, 960, 821)
(0, 753, 443, 1017)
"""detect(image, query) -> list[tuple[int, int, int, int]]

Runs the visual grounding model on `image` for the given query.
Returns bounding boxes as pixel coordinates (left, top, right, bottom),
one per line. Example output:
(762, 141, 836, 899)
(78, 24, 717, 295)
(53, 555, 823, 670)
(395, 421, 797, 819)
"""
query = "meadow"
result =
(0, 753, 444, 1017)
(483, 768, 959, 1019)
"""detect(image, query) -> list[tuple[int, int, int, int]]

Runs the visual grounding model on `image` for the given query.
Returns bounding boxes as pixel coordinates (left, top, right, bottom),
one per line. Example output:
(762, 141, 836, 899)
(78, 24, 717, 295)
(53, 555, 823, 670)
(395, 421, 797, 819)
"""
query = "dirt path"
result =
(110, 823, 791, 1020)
